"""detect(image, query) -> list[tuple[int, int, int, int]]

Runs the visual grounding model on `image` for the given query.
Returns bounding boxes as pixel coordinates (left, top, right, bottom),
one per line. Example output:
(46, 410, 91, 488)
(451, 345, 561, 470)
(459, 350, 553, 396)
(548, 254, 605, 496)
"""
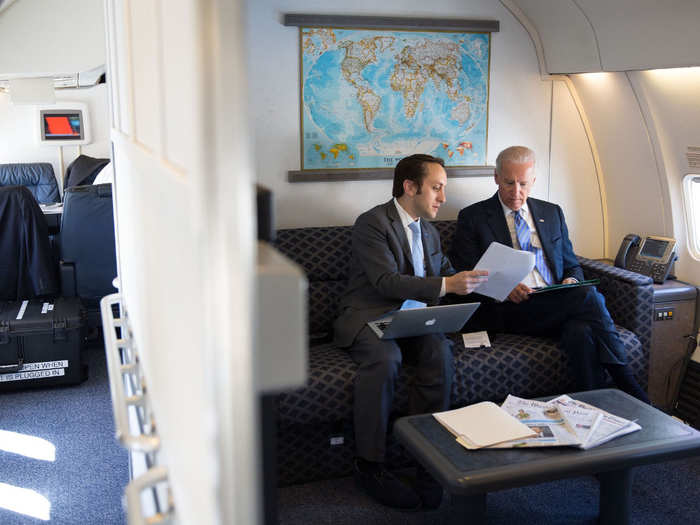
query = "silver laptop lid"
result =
(369, 302, 480, 340)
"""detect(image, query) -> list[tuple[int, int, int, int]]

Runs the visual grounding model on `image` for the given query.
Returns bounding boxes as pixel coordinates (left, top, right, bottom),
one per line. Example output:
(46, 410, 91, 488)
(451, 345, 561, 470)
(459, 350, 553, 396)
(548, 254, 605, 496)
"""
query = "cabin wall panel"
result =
(629, 68, 700, 283)
(106, 0, 133, 136)
(248, 0, 565, 228)
(549, 80, 603, 258)
(160, 0, 201, 172)
(112, 133, 216, 525)
(127, 1, 163, 154)
(569, 72, 664, 257)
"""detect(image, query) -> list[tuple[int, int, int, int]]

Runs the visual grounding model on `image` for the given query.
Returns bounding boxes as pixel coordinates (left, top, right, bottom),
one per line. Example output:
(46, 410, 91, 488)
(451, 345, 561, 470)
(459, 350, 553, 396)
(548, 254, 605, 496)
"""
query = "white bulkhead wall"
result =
(567, 70, 700, 282)
(570, 73, 667, 257)
(247, 0, 604, 258)
(0, 0, 105, 75)
(629, 69, 700, 281)
(0, 0, 110, 183)
(0, 85, 111, 182)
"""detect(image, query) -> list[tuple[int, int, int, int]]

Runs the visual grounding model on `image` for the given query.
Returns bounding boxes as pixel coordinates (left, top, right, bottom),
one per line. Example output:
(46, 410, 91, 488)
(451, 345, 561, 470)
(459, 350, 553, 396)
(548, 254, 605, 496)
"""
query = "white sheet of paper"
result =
(462, 331, 491, 348)
(473, 242, 535, 301)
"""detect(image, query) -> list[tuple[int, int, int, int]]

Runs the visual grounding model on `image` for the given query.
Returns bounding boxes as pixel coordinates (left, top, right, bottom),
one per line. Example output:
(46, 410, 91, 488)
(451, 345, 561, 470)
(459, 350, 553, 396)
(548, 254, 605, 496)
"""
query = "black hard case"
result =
(0, 297, 87, 390)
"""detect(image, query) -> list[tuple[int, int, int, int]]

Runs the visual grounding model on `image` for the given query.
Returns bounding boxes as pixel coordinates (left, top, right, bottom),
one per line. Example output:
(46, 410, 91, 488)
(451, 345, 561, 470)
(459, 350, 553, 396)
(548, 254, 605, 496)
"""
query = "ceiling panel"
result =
(507, 0, 700, 73)
(510, 0, 600, 73)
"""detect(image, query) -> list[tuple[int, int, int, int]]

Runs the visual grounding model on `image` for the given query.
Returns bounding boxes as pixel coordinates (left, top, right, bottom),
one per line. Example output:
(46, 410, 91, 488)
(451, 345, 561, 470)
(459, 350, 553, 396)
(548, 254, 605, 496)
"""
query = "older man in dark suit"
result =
(448, 145, 648, 403)
(334, 154, 487, 510)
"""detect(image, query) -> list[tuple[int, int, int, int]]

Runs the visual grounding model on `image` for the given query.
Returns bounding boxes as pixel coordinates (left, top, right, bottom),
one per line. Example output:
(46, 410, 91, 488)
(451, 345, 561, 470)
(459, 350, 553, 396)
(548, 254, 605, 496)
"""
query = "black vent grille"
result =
(675, 359, 700, 430)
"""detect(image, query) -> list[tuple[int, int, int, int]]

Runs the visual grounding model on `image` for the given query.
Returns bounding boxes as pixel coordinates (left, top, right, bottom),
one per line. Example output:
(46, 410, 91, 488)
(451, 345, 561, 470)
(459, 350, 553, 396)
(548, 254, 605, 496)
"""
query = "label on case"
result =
(15, 300, 28, 320)
(19, 360, 68, 371)
(0, 368, 65, 382)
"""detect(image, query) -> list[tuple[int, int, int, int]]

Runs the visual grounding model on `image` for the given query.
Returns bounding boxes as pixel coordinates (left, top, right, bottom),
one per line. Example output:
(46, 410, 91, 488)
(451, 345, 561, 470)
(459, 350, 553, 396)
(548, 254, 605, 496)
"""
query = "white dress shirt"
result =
(393, 198, 446, 296)
(497, 194, 549, 288)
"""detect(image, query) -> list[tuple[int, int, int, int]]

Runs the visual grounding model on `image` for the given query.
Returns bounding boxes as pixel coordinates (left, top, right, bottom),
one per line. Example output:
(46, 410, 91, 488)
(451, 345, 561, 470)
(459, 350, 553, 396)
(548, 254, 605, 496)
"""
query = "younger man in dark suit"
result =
(334, 154, 487, 510)
(448, 145, 648, 403)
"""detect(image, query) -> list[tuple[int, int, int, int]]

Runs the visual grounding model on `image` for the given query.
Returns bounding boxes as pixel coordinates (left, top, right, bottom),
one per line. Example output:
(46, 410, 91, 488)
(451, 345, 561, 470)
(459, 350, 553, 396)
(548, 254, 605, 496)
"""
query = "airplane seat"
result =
(63, 155, 110, 190)
(0, 162, 61, 204)
(59, 183, 117, 331)
(0, 185, 58, 300)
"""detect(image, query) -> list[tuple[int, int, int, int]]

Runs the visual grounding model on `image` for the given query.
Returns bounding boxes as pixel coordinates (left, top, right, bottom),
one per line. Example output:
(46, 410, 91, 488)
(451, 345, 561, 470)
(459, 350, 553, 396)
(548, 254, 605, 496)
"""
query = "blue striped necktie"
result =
(408, 220, 424, 277)
(401, 221, 427, 310)
(512, 210, 553, 285)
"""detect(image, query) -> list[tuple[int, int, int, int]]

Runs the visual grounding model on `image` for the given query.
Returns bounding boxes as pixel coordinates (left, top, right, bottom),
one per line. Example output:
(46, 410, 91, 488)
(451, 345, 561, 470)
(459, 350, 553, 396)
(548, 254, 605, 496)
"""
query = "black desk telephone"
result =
(614, 233, 677, 283)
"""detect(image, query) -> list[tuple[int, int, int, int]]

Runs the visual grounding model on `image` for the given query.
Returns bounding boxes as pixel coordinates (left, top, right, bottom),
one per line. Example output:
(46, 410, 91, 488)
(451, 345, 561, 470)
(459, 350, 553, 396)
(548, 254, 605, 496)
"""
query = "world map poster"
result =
(300, 27, 490, 170)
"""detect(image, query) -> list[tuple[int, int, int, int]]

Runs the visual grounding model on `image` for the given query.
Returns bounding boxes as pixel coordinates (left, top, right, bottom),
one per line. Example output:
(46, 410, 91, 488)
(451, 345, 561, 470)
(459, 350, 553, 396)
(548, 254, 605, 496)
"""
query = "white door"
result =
(104, 1, 258, 523)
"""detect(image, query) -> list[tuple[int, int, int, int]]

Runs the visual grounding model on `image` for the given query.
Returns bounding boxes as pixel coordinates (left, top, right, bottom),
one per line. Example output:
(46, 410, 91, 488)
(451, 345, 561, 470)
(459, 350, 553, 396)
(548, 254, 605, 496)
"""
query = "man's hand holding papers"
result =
(471, 242, 535, 302)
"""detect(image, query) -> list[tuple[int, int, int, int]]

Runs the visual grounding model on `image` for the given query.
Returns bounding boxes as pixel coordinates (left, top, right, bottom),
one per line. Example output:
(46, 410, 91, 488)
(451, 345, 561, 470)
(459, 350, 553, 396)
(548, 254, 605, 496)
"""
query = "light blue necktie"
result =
(407, 220, 424, 277)
(512, 210, 553, 285)
(402, 220, 426, 310)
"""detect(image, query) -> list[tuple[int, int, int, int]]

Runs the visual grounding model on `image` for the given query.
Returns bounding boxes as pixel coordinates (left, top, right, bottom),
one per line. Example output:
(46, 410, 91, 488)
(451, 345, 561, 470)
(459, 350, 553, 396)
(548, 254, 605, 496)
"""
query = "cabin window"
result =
(684, 174, 700, 259)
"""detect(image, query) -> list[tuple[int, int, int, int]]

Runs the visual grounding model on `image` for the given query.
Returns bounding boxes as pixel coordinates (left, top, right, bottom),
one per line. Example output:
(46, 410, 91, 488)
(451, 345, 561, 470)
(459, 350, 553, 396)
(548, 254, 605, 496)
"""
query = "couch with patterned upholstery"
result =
(273, 220, 654, 486)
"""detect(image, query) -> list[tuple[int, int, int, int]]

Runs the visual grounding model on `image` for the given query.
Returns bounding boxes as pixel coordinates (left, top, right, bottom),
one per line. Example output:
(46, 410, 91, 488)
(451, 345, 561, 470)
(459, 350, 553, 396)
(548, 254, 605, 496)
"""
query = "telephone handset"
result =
(614, 233, 677, 283)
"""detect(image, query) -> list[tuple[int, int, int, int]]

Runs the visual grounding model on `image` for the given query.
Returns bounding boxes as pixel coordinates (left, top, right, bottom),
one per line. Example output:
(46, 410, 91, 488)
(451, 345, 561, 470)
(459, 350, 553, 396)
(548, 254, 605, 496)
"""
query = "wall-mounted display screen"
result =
(37, 104, 91, 146)
(41, 111, 84, 141)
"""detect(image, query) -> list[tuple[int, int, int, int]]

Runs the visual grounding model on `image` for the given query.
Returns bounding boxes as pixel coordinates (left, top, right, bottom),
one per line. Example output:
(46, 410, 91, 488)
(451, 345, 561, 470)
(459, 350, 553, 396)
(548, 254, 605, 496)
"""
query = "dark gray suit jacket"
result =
(334, 200, 456, 348)
(448, 193, 584, 283)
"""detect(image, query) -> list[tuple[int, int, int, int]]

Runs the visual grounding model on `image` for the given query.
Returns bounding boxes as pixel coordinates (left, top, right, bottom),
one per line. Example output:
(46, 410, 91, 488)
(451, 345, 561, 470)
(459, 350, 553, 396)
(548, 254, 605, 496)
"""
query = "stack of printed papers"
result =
(551, 394, 642, 448)
(434, 394, 641, 451)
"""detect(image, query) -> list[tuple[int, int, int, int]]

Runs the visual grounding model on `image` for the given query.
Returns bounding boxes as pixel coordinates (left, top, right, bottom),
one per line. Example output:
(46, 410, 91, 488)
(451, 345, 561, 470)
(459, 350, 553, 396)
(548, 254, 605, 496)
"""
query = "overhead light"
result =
(52, 75, 78, 89)
(0, 65, 106, 94)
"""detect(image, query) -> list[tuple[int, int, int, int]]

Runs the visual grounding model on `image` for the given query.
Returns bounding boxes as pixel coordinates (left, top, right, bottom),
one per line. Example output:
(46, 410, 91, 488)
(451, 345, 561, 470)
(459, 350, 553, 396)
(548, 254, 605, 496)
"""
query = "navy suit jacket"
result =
(0, 185, 57, 300)
(334, 200, 455, 348)
(448, 193, 583, 283)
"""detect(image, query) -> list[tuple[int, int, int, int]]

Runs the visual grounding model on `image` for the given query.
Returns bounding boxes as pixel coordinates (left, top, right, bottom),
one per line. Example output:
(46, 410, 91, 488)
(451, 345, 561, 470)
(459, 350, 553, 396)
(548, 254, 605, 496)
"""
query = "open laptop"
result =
(367, 303, 480, 340)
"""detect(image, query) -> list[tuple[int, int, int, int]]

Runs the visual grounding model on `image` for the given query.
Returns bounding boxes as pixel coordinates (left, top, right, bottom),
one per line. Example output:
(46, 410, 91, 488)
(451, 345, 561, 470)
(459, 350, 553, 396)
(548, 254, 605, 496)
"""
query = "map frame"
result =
(297, 24, 492, 175)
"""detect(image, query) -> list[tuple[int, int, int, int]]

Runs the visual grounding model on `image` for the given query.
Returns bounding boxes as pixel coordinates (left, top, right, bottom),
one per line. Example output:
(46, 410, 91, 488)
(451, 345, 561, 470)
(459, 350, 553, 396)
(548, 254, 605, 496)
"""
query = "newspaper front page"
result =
(486, 395, 640, 449)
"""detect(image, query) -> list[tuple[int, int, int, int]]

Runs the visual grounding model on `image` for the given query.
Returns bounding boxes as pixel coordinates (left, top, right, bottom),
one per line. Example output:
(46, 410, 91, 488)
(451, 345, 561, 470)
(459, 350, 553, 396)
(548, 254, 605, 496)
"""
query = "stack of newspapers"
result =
(434, 394, 641, 450)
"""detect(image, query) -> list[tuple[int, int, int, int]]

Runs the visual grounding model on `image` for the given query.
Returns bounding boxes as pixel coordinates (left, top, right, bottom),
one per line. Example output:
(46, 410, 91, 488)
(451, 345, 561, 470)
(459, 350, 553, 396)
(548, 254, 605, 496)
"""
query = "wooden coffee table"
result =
(394, 389, 700, 524)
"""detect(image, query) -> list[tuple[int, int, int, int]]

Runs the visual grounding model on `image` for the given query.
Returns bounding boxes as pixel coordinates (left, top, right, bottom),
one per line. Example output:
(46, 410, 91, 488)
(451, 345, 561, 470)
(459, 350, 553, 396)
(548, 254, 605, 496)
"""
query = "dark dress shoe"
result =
(415, 466, 444, 510)
(353, 458, 422, 510)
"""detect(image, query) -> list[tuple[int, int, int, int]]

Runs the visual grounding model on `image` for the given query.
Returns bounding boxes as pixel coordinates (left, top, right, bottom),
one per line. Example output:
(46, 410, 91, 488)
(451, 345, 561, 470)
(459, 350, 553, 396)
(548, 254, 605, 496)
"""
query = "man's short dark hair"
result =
(392, 154, 445, 197)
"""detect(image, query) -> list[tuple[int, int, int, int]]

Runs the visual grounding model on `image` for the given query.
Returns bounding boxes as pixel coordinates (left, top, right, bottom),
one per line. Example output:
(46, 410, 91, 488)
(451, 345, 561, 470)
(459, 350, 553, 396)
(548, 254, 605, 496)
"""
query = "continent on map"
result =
(450, 96, 472, 126)
(313, 143, 354, 163)
(338, 36, 395, 132)
(390, 40, 466, 120)
(302, 28, 337, 57)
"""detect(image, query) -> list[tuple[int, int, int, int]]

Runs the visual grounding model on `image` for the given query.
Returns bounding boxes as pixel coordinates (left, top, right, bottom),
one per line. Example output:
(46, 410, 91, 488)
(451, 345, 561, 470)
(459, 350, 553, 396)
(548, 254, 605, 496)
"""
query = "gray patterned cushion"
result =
(274, 221, 653, 485)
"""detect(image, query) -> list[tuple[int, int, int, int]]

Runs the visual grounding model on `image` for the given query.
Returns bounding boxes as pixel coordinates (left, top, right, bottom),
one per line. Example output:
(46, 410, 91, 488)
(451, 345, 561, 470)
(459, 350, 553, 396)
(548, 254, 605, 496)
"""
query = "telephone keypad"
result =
(627, 260, 671, 284)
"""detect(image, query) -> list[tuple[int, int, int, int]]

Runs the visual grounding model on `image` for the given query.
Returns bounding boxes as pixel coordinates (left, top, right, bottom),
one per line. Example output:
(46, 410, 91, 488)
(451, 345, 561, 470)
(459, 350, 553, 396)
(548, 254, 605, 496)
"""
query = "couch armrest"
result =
(577, 256, 654, 355)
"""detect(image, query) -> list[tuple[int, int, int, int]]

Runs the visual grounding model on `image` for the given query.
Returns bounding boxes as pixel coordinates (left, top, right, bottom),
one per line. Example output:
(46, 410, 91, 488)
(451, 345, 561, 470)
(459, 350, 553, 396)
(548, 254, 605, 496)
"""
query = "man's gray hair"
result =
(495, 146, 535, 174)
